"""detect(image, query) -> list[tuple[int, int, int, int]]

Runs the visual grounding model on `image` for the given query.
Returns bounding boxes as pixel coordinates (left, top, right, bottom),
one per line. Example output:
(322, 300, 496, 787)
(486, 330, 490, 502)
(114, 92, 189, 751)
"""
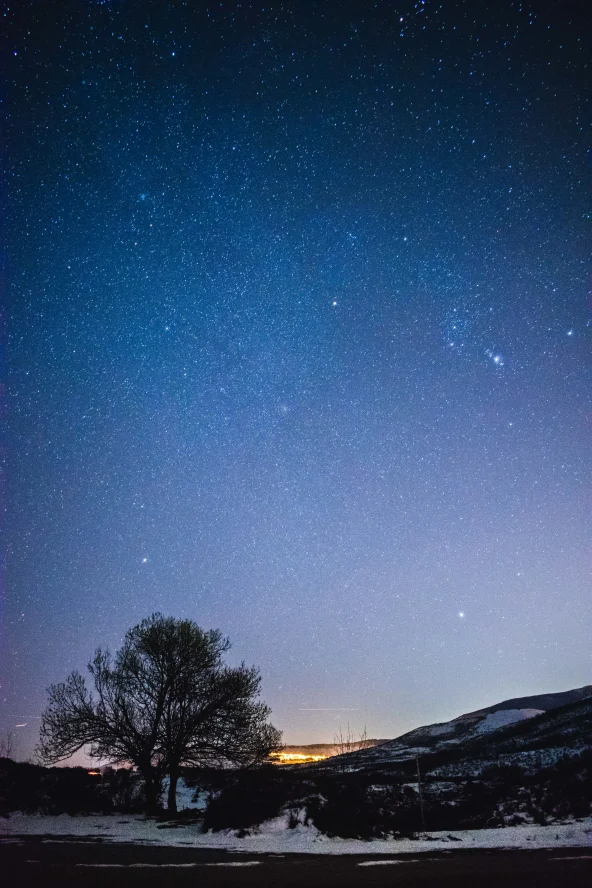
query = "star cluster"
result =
(2, 1, 590, 753)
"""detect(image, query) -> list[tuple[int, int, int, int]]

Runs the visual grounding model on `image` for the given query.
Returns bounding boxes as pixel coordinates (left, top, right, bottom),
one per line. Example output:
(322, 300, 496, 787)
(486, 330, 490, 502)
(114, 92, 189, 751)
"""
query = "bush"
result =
(101, 768, 145, 813)
(0, 759, 146, 815)
(0, 759, 108, 814)
(0, 759, 48, 814)
(202, 767, 308, 833)
(304, 774, 418, 839)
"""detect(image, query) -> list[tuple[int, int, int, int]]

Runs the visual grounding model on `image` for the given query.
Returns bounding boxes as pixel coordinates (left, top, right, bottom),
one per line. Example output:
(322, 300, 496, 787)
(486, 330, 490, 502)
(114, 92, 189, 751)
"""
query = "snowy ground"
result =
(160, 777, 207, 811)
(1, 812, 591, 855)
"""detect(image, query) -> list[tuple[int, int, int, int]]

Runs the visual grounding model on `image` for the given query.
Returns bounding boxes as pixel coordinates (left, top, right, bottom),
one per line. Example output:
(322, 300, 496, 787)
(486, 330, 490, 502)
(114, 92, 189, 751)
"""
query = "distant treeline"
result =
(0, 758, 146, 816)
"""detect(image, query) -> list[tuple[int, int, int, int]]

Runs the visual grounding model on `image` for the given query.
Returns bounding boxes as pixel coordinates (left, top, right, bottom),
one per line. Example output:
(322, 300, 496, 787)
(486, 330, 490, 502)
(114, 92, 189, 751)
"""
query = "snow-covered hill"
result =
(322, 685, 592, 769)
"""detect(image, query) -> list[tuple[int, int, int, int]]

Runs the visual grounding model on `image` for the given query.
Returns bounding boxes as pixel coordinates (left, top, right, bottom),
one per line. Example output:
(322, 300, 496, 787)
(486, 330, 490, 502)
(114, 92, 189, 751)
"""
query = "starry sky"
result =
(2, 0, 590, 758)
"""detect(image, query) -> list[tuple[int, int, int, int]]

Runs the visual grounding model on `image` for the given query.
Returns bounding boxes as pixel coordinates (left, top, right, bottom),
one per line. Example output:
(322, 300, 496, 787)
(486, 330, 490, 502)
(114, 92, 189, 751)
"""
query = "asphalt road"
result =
(1, 837, 592, 887)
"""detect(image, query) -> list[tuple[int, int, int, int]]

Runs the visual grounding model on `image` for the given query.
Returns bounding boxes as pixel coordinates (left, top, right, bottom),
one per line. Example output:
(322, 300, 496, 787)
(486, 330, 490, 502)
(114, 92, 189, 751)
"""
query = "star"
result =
(486, 349, 504, 367)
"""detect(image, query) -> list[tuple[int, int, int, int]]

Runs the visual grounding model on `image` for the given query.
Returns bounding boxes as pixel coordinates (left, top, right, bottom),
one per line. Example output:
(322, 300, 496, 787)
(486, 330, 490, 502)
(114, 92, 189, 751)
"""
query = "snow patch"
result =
(358, 859, 416, 866)
(549, 855, 592, 861)
(421, 723, 456, 737)
(2, 812, 592, 855)
(205, 861, 261, 867)
(161, 778, 207, 811)
(474, 709, 544, 735)
(76, 861, 261, 868)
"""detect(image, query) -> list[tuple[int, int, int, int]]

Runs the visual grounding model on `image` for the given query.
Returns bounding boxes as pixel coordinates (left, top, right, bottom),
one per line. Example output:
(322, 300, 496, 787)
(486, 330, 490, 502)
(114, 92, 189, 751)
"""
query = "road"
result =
(1, 837, 591, 886)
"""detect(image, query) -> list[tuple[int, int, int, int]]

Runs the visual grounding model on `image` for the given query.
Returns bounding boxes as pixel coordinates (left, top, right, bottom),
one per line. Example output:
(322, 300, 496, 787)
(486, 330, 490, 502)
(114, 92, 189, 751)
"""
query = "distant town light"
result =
(268, 752, 328, 765)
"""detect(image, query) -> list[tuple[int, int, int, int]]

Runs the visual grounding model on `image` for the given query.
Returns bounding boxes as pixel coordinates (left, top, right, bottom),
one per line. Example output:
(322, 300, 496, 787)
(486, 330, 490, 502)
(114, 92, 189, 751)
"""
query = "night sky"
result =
(2, 1, 590, 758)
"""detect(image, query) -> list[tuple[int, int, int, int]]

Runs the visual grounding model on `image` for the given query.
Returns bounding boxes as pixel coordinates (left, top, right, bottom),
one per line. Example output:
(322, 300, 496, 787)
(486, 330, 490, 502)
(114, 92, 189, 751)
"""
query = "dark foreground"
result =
(1, 837, 591, 887)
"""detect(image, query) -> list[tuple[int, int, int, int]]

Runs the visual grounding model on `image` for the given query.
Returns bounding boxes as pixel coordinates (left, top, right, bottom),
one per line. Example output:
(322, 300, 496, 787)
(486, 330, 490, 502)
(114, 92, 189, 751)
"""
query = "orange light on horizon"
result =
(268, 752, 328, 765)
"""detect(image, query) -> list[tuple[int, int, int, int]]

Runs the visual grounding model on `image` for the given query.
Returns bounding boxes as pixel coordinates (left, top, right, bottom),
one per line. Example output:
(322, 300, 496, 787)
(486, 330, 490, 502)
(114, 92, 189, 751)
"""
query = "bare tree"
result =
(0, 730, 16, 759)
(331, 724, 371, 773)
(39, 614, 282, 813)
(333, 723, 370, 756)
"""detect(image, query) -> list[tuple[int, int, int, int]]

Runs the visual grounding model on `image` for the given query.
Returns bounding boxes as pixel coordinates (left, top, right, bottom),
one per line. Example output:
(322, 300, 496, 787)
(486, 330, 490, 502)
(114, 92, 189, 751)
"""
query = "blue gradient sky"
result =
(2, 0, 590, 757)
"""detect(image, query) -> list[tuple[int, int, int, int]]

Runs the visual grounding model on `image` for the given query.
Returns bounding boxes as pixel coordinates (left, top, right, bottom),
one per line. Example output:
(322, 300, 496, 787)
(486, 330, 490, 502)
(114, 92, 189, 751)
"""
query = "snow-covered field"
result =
(1, 812, 591, 855)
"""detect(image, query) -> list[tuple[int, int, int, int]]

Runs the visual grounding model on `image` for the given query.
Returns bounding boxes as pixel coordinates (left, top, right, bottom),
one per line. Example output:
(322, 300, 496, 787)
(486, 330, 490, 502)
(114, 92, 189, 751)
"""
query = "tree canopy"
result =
(39, 614, 282, 812)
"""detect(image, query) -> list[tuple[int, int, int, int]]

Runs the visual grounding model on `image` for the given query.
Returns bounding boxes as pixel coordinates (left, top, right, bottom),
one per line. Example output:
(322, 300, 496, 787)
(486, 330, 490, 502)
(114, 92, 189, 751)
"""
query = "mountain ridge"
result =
(323, 684, 592, 770)
(468, 684, 592, 716)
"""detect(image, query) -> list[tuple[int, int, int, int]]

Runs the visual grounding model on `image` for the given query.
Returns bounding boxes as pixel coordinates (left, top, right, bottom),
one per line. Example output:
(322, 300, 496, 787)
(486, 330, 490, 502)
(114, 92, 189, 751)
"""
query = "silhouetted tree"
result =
(39, 614, 281, 813)
(0, 730, 16, 759)
(152, 616, 282, 812)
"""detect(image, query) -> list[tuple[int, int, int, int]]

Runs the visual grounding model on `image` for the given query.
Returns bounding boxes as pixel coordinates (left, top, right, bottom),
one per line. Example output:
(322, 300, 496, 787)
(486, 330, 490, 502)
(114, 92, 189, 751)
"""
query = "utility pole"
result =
(416, 755, 426, 835)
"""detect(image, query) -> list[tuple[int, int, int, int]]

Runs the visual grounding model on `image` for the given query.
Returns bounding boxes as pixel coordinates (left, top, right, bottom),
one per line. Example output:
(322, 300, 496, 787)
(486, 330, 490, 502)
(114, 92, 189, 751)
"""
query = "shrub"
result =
(202, 767, 307, 833)
(304, 775, 418, 839)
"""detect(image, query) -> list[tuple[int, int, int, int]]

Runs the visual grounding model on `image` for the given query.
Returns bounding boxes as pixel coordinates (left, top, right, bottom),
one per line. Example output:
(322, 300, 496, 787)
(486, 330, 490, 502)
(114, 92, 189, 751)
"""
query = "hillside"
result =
(332, 685, 592, 770)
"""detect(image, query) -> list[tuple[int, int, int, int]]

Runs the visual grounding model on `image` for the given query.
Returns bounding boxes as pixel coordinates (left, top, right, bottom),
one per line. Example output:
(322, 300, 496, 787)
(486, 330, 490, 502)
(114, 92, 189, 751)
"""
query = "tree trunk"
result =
(141, 770, 161, 814)
(167, 768, 179, 814)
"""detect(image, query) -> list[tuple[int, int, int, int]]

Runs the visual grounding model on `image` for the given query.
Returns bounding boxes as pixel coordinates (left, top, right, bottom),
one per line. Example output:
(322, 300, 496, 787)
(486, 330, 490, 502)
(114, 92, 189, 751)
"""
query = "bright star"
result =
(458, 611, 465, 618)
(486, 349, 504, 366)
